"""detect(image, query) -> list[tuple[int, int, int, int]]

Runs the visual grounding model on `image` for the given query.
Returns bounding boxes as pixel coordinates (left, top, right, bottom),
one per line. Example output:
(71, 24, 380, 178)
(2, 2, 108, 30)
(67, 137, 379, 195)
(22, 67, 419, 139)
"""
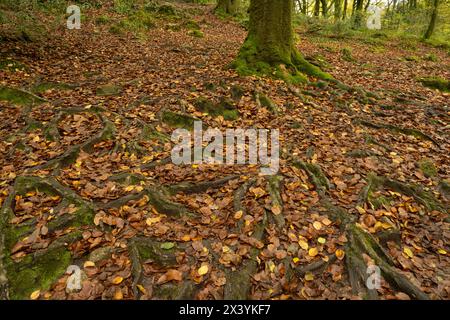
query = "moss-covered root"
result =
(354, 118, 440, 147)
(0, 190, 14, 300)
(346, 224, 429, 300)
(359, 173, 446, 212)
(0, 86, 47, 106)
(128, 237, 195, 299)
(224, 213, 267, 300)
(233, 178, 256, 230)
(266, 175, 285, 229)
(29, 114, 115, 172)
(292, 160, 330, 196)
(100, 187, 194, 218)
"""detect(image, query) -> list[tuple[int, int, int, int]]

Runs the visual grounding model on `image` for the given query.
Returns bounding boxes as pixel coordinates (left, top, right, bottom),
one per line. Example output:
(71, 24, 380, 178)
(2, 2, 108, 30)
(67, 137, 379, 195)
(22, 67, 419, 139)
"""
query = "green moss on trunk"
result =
(232, 0, 331, 83)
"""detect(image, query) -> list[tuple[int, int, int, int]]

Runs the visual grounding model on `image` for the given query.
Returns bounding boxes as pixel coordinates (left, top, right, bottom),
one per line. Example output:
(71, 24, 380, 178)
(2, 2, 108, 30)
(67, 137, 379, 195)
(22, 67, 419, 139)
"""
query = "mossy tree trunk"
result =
(215, 0, 241, 15)
(334, 0, 342, 20)
(233, 0, 331, 83)
(424, 0, 439, 39)
(352, 0, 364, 28)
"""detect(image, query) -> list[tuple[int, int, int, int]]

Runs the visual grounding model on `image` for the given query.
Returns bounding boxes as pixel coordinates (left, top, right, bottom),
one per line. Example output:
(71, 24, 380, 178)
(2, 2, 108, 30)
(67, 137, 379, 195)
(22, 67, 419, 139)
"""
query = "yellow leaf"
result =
(30, 290, 40, 300)
(317, 237, 326, 244)
(268, 261, 276, 273)
(137, 285, 147, 295)
(124, 185, 135, 192)
(292, 257, 300, 264)
(192, 164, 199, 169)
(146, 217, 161, 226)
(197, 265, 209, 276)
(84, 261, 95, 268)
(335, 249, 345, 260)
(313, 221, 322, 230)
(298, 240, 309, 250)
(356, 206, 366, 214)
(112, 276, 124, 285)
(403, 247, 414, 258)
(234, 210, 243, 220)
(181, 234, 191, 242)
(304, 273, 314, 281)
(438, 249, 447, 255)
(113, 289, 123, 300)
(308, 247, 318, 257)
(322, 218, 332, 226)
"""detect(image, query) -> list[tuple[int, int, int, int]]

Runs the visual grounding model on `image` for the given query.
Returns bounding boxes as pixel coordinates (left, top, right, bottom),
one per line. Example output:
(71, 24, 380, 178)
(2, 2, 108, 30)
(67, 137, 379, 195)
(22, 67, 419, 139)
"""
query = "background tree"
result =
(215, 0, 241, 15)
(424, 0, 440, 38)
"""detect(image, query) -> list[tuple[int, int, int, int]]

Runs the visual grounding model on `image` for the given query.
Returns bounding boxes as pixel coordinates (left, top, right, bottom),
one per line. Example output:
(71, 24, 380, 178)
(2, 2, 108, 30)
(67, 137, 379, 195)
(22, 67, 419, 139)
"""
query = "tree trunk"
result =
(314, 0, 320, 16)
(320, 0, 328, 17)
(215, 0, 241, 15)
(342, 0, 348, 19)
(233, 0, 330, 82)
(353, 0, 364, 28)
(334, 0, 342, 20)
(424, 0, 439, 39)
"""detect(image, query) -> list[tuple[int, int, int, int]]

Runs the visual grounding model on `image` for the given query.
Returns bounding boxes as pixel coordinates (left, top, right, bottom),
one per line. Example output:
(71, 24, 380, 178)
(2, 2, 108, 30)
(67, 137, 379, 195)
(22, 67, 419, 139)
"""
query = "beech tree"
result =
(233, 0, 331, 83)
(215, 0, 241, 15)
(424, 0, 440, 39)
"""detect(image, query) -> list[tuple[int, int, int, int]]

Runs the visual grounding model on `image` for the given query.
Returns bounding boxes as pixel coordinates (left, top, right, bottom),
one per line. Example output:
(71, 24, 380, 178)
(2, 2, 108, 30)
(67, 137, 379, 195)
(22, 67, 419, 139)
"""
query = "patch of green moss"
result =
(368, 195, 392, 210)
(0, 86, 45, 106)
(423, 53, 438, 62)
(161, 111, 198, 129)
(96, 83, 122, 96)
(194, 97, 239, 120)
(257, 93, 278, 114)
(136, 241, 177, 267)
(418, 158, 437, 178)
(188, 29, 204, 38)
(0, 58, 27, 72)
(404, 55, 420, 62)
(419, 76, 450, 92)
(32, 82, 75, 94)
(184, 19, 200, 30)
(341, 48, 355, 62)
(95, 15, 110, 25)
(6, 246, 71, 299)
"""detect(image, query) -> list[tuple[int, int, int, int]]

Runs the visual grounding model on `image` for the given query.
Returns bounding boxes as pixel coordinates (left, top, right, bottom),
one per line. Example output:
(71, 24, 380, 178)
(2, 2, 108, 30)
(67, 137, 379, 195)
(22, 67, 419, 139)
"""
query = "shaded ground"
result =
(0, 2, 449, 300)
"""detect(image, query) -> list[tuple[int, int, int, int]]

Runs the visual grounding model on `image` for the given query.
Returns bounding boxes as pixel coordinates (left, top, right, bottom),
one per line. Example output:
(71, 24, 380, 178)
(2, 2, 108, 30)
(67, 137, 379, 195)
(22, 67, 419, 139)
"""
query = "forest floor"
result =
(0, 2, 449, 300)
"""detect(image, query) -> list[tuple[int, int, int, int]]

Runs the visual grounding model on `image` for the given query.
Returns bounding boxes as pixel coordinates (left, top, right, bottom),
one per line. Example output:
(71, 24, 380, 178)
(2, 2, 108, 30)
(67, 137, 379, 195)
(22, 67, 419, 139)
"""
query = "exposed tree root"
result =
(291, 158, 430, 300)
(359, 172, 446, 212)
(292, 159, 330, 195)
(266, 175, 285, 229)
(28, 113, 115, 173)
(354, 118, 440, 147)
(224, 212, 267, 300)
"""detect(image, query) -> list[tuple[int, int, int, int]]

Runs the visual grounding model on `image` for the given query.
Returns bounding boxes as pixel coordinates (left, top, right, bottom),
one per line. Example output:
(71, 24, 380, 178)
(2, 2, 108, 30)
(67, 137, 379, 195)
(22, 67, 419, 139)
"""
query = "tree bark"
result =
(334, 0, 342, 20)
(343, 0, 348, 19)
(424, 0, 439, 39)
(233, 0, 331, 82)
(215, 0, 241, 15)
